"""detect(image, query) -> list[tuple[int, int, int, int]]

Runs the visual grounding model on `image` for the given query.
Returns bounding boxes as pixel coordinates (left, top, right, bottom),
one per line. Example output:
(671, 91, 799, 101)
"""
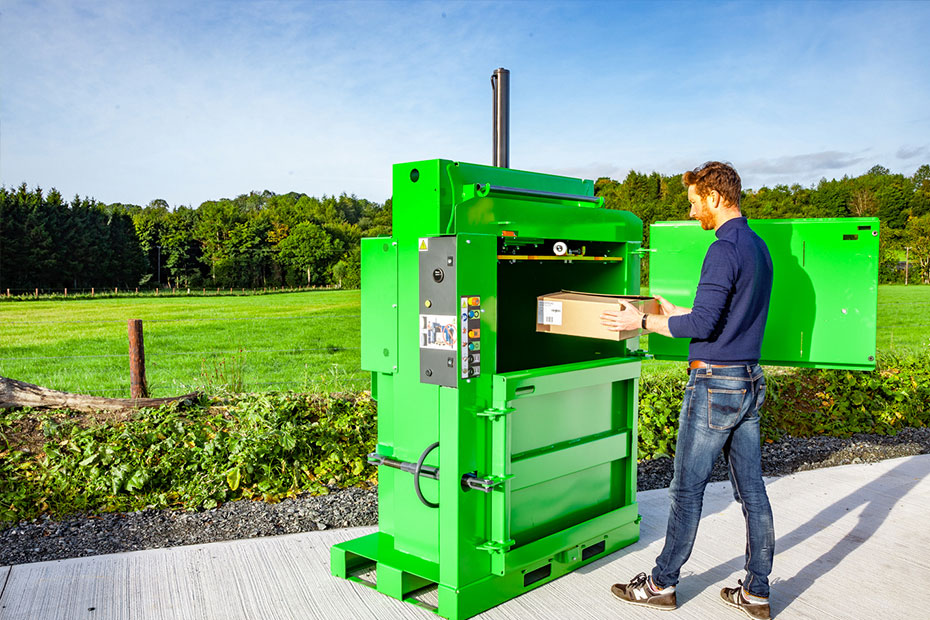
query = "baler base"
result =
(331, 518, 641, 620)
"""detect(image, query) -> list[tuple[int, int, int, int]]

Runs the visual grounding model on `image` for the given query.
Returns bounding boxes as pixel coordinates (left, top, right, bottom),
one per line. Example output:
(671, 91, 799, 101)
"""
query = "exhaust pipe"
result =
(491, 68, 510, 168)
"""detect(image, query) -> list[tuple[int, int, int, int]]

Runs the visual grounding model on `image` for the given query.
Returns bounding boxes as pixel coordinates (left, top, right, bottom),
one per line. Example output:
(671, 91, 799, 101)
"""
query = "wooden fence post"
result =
(128, 319, 149, 399)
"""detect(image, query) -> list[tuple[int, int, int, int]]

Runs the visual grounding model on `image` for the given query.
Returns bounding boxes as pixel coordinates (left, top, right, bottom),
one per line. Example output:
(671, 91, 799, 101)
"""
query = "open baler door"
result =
(648, 218, 880, 371)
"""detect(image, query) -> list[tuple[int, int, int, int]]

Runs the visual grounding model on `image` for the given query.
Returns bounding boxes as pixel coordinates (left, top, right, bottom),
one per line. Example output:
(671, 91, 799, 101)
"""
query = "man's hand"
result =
(600, 301, 642, 332)
(654, 294, 689, 317)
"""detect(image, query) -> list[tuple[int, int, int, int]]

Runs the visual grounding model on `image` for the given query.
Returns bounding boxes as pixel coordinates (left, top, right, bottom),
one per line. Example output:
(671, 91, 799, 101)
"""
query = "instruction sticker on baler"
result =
(461, 296, 481, 379)
(537, 300, 563, 325)
(419, 314, 457, 350)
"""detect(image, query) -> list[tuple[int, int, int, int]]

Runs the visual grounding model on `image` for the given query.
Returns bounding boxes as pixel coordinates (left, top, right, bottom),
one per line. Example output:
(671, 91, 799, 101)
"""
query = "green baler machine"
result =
(331, 158, 879, 619)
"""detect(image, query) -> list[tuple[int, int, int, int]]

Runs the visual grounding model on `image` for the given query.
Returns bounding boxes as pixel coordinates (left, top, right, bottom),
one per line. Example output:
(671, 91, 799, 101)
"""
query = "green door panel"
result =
(491, 358, 640, 548)
(648, 218, 879, 370)
(360, 237, 398, 374)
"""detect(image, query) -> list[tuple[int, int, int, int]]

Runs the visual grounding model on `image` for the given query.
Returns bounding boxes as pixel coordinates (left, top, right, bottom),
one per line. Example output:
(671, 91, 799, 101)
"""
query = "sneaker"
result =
(610, 572, 677, 611)
(720, 580, 771, 619)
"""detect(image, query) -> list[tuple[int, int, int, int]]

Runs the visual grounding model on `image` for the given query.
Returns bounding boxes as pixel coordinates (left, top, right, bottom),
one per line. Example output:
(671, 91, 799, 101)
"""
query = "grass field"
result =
(1, 286, 926, 397)
(874, 285, 930, 351)
(0, 291, 362, 397)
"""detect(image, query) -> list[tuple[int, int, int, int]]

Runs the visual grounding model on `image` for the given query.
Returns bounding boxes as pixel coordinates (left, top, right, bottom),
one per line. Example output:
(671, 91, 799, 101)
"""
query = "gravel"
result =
(3, 427, 929, 567)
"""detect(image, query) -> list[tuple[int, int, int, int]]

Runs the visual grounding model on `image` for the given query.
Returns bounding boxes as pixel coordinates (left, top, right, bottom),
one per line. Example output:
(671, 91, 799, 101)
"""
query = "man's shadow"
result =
(689, 458, 929, 616)
(576, 463, 740, 574)
(760, 221, 815, 364)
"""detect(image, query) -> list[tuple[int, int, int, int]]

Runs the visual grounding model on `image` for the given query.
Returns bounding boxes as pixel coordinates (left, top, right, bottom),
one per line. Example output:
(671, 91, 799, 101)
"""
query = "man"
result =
(600, 161, 775, 619)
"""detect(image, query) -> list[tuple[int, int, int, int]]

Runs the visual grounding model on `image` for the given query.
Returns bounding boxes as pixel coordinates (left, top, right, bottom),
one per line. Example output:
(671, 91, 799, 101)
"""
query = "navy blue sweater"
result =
(667, 217, 773, 364)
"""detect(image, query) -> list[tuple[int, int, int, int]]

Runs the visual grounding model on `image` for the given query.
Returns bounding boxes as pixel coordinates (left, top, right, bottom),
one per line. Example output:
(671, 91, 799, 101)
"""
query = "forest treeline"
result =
(0, 186, 391, 291)
(1, 163, 928, 291)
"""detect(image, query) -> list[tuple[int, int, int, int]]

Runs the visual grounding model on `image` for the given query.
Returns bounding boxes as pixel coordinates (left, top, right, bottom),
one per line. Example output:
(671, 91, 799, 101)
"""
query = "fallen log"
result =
(0, 376, 200, 413)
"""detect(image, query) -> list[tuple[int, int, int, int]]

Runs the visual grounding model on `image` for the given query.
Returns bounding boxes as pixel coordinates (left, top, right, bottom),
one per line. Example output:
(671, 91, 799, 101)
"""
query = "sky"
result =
(2, 0, 929, 208)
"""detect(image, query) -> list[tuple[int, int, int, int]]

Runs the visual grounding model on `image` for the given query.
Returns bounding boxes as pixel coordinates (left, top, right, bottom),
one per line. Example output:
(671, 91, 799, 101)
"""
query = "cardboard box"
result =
(536, 291, 661, 341)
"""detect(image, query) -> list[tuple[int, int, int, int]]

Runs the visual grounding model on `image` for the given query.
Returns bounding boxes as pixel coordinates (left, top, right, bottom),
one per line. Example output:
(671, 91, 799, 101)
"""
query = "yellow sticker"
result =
(418, 238, 429, 251)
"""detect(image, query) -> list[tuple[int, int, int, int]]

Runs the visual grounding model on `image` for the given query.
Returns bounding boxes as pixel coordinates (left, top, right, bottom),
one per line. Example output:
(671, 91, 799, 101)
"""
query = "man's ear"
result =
(708, 189, 721, 209)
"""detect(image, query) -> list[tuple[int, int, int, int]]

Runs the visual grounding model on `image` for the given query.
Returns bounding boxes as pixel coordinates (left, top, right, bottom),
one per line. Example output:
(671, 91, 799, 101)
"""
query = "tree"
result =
(333, 245, 361, 289)
(879, 227, 905, 284)
(867, 164, 891, 176)
(904, 214, 930, 284)
(132, 202, 169, 286)
(849, 188, 878, 217)
(910, 165, 930, 217)
(276, 222, 339, 286)
(161, 206, 203, 287)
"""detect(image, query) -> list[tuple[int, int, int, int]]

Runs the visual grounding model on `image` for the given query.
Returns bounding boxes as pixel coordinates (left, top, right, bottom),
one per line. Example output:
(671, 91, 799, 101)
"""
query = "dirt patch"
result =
(2, 407, 137, 457)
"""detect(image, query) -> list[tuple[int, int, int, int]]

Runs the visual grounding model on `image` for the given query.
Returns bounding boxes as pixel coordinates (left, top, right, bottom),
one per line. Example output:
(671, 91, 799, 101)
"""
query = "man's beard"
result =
(697, 211, 715, 230)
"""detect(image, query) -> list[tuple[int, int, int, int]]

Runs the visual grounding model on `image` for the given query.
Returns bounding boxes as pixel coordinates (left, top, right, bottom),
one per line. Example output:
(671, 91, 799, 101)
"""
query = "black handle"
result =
(414, 442, 440, 509)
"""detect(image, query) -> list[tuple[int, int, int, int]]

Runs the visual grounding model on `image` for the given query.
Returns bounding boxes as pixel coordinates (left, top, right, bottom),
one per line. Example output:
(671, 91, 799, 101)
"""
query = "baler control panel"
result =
(461, 296, 481, 379)
(419, 236, 459, 387)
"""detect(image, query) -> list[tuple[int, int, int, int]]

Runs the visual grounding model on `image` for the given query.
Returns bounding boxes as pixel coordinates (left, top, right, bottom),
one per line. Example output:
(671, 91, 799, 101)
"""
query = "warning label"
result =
(536, 300, 563, 326)
(418, 238, 429, 252)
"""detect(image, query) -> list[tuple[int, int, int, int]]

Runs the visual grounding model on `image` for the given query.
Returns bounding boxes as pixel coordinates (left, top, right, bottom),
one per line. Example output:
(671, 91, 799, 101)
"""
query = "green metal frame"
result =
(332, 161, 644, 619)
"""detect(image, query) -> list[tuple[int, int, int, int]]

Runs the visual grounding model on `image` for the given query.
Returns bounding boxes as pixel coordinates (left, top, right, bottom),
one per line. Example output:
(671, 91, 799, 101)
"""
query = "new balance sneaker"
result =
(720, 580, 771, 619)
(610, 572, 677, 611)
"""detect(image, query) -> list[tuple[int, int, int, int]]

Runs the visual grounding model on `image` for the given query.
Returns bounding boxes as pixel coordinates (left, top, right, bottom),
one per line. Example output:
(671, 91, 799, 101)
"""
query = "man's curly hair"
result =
(682, 161, 741, 208)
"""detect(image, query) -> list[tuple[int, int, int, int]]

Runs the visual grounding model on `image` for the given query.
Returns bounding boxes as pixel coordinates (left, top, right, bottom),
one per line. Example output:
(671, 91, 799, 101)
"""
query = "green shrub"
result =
(636, 348, 930, 460)
(0, 392, 378, 525)
(764, 349, 930, 438)
(637, 372, 686, 459)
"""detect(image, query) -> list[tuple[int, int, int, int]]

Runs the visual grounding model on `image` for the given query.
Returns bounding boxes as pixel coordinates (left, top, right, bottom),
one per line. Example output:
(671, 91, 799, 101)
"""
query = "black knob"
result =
(433, 268, 444, 283)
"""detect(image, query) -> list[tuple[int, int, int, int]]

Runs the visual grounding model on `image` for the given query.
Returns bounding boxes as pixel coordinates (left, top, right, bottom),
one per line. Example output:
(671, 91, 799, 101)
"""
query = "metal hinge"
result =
(461, 472, 513, 493)
(477, 539, 516, 554)
(475, 407, 515, 421)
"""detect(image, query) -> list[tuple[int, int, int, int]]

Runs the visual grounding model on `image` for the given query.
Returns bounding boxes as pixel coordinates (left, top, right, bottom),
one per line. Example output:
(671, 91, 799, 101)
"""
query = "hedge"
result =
(2, 349, 928, 524)
(638, 349, 930, 458)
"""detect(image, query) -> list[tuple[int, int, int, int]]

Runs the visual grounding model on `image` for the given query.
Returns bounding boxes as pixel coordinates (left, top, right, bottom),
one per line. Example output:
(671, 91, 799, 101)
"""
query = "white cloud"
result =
(897, 146, 929, 160)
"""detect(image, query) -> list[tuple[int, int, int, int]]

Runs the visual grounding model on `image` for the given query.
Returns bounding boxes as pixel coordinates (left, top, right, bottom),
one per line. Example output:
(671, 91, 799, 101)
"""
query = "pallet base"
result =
(331, 518, 640, 620)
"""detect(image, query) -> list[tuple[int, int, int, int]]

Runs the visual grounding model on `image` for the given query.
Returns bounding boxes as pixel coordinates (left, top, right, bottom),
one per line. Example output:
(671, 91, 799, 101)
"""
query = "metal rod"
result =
(492, 67, 510, 168)
(497, 255, 624, 262)
(477, 183, 603, 205)
(367, 452, 439, 480)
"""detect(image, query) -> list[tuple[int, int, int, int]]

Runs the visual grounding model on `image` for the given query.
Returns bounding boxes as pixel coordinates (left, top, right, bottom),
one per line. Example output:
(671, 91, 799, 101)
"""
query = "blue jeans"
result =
(651, 364, 775, 598)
